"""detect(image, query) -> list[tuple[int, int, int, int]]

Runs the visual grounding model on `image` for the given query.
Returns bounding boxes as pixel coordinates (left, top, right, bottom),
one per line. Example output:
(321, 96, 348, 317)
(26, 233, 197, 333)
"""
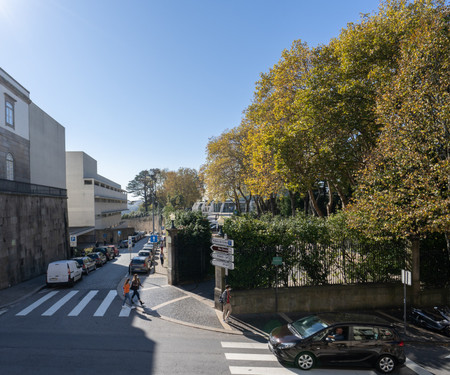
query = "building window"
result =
(6, 153, 14, 180)
(5, 95, 15, 128)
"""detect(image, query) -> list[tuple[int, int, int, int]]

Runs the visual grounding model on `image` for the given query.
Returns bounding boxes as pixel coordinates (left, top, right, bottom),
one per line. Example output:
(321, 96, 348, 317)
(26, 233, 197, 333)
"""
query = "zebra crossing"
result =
(221, 341, 436, 375)
(14, 289, 134, 318)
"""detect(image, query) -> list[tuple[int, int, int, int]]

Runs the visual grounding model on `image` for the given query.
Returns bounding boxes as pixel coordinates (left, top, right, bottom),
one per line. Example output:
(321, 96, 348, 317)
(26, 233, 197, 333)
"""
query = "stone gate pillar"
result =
(166, 228, 178, 285)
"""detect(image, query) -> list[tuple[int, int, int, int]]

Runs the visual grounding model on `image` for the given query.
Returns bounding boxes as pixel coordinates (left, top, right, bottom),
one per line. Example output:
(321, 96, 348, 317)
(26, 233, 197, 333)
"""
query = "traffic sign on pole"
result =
(210, 245, 234, 254)
(211, 259, 234, 270)
(211, 237, 234, 247)
(211, 252, 234, 262)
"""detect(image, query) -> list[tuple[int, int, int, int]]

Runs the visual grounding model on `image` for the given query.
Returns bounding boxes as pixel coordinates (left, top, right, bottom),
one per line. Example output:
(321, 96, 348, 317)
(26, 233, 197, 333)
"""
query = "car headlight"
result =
(278, 342, 296, 349)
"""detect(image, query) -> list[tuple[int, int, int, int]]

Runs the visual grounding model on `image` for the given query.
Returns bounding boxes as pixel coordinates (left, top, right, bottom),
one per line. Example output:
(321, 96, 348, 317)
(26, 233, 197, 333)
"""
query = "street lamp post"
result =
(170, 213, 176, 229)
(217, 216, 225, 237)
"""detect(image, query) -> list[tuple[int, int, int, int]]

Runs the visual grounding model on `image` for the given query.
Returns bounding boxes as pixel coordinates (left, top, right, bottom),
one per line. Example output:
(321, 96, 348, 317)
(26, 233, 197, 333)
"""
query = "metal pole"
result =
(403, 278, 407, 334)
(152, 184, 155, 234)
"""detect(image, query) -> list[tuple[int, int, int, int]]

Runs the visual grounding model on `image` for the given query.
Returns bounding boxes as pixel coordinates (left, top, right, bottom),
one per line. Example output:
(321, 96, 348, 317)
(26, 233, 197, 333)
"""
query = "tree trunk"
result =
(308, 189, 324, 218)
(326, 181, 333, 216)
(288, 190, 296, 217)
(333, 182, 349, 209)
(411, 238, 421, 305)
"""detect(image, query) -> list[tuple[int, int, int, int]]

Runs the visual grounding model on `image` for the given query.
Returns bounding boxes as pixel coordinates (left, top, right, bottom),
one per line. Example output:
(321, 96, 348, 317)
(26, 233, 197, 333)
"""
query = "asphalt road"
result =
(0, 238, 448, 375)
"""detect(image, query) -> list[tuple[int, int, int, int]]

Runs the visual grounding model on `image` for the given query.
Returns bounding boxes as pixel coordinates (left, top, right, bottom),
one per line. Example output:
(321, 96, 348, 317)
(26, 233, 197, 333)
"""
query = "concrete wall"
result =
(0, 192, 69, 289)
(66, 151, 127, 229)
(29, 103, 66, 189)
(227, 284, 450, 314)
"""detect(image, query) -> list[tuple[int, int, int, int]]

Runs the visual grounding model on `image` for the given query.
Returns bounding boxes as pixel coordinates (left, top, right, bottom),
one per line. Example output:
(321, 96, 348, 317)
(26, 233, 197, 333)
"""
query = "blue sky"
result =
(0, 0, 382, 191)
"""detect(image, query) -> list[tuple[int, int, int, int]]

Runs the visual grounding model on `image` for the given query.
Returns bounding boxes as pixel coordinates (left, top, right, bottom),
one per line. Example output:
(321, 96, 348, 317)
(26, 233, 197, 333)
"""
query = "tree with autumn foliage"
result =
(161, 168, 203, 210)
(348, 2, 450, 297)
(201, 125, 252, 212)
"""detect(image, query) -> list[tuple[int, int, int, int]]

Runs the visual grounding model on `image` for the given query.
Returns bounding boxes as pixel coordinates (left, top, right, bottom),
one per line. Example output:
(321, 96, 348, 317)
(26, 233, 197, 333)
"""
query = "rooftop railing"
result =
(0, 178, 67, 197)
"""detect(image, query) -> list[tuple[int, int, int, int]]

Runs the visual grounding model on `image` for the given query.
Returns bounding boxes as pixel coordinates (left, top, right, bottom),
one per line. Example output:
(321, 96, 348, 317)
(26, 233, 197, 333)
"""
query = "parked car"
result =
(268, 313, 405, 374)
(94, 246, 115, 261)
(72, 256, 96, 275)
(106, 245, 119, 257)
(87, 252, 107, 267)
(129, 256, 151, 274)
(138, 250, 153, 267)
(119, 239, 133, 248)
(410, 307, 450, 336)
(46, 260, 83, 287)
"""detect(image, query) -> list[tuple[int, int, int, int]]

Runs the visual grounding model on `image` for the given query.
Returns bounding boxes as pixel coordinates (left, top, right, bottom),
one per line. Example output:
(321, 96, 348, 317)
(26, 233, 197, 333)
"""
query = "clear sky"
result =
(0, 0, 382, 192)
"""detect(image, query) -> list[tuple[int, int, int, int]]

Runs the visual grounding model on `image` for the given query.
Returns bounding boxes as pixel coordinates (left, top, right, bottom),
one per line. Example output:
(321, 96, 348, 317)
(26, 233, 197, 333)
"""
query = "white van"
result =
(46, 260, 83, 287)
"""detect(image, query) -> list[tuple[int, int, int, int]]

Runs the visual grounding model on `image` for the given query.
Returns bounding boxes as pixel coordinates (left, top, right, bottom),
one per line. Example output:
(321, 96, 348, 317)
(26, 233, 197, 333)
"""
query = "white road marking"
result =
(93, 290, 117, 317)
(68, 290, 98, 316)
(405, 358, 434, 375)
(229, 367, 373, 374)
(16, 291, 59, 316)
(222, 342, 268, 349)
(225, 353, 278, 361)
(119, 305, 132, 317)
(42, 291, 79, 316)
(278, 312, 293, 323)
(151, 295, 190, 310)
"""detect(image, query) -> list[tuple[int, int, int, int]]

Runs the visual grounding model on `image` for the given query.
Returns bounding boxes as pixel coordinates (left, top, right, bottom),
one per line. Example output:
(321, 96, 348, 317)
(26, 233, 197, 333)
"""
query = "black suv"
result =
(269, 313, 405, 373)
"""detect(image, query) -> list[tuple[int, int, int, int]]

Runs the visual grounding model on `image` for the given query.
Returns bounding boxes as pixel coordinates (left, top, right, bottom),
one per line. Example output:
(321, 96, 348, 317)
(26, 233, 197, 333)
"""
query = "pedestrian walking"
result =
(122, 278, 132, 308)
(221, 284, 232, 322)
(160, 252, 164, 266)
(131, 274, 144, 306)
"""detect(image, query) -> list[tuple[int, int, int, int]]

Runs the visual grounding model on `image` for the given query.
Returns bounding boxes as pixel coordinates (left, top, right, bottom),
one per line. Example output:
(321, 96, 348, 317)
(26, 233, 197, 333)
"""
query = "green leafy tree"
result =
(348, 3, 450, 295)
(127, 169, 161, 212)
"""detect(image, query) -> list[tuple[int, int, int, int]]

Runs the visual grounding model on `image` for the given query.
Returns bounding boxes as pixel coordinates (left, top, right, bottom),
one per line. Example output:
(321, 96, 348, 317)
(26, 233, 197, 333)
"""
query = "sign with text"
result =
(150, 235, 158, 243)
(211, 252, 234, 262)
(211, 237, 234, 247)
(211, 258, 235, 270)
(210, 245, 234, 255)
(70, 235, 77, 247)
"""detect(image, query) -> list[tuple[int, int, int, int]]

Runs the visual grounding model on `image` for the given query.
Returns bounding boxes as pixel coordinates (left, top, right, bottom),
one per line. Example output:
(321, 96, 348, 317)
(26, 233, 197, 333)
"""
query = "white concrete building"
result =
(29, 103, 66, 189)
(66, 151, 127, 234)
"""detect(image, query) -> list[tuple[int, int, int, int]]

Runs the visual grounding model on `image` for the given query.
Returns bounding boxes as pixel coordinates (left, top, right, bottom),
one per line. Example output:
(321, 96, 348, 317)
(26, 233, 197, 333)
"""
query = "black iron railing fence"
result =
(0, 178, 67, 197)
(229, 241, 411, 289)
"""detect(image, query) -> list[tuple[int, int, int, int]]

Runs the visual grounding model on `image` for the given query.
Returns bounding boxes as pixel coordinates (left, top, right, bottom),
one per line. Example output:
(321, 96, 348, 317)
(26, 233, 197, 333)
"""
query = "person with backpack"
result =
(131, 274, 144, 306)
(221, 285, 232, 322)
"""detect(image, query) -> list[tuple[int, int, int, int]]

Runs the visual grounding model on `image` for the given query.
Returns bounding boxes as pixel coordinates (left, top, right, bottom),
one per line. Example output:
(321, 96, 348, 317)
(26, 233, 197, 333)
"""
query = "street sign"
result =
(70, 235, 77, 247)
(211, 237, 234, 247)
(118, 231, 121, 236)
(211, 258, 234, 270)
(128, 236, 133, 249)
(402, 269, 411, 286)
(150, 235, 158, 243)
(272, 256, 282, 265)
(210, 245, 234, 255)
(211, 252, 234, 262)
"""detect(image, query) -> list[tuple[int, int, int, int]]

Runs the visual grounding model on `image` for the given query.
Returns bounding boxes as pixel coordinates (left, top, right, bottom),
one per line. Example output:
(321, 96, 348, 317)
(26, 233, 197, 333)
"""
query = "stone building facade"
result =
(0, 68, 68, 289)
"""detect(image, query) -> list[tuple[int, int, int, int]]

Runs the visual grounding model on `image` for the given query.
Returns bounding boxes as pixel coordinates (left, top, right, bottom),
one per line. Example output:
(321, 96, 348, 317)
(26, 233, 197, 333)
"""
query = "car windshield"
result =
(132, 259, 144, 265)
(289, 315, 329, 338)
(139, 252, 150, 256)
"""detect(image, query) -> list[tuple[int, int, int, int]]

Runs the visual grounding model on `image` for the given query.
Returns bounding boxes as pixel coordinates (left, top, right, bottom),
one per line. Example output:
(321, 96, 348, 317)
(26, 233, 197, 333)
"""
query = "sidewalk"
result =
(1, 256, 449, 345)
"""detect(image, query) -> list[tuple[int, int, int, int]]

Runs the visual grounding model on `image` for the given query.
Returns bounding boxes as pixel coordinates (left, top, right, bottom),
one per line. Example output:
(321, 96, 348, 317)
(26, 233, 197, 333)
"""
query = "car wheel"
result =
(296, 352, 315, 370)
(376, 355, 396, 374)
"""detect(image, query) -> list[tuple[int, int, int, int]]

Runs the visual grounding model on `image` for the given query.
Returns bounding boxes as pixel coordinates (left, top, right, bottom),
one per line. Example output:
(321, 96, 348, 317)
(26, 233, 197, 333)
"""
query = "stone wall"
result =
(124, 216, 160, 233)
(228, 283, 450, 314)
(0, 192, 69, 289)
